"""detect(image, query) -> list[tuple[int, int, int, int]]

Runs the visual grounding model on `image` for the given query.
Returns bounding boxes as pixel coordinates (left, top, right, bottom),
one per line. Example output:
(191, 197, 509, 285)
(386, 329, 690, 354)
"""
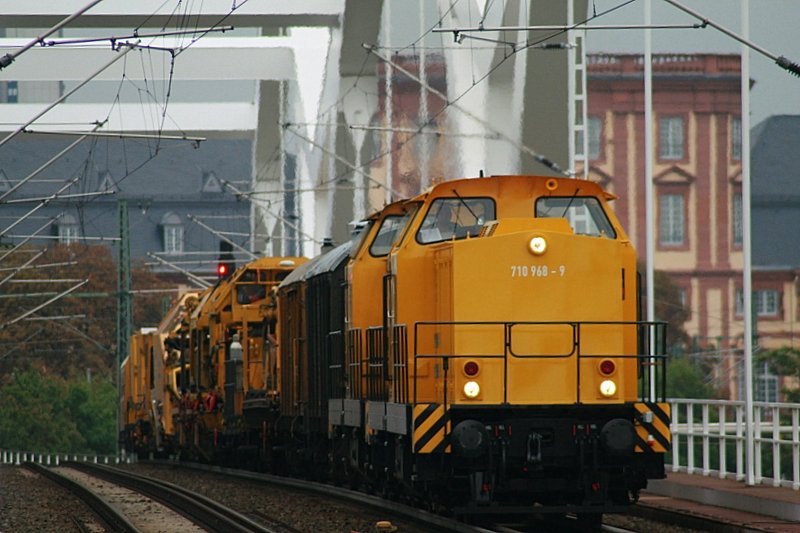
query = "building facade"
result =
(585, 54, 798, 400)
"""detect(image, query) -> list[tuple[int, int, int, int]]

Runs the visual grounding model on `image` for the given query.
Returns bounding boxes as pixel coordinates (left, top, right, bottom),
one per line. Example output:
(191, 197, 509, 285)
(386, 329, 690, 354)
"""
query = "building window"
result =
(755, 364, 779, 402)
(6, 81, 18, 103)
(161, 212, 184, 255)
(732, 192, 743, 246)
(659, 116, 684, 160)
(677, 287, 687, 309)
(739, 362, 779, 402)
(56, 213, 80, 244)
(736, 288, 780, 317)
(587, 116, 602, 159)
(659, 193, 684, 246)
(732, 116, 742, 161)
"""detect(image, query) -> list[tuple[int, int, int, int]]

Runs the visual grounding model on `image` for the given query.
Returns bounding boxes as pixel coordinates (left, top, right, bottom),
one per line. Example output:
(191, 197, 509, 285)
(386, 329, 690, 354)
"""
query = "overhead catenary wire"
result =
(22, 129, 206, 144)
(0, 250, 46, 290)
(662, 0, 800, 77)
(0, 42, 138, 150)
(0, 0, 104, 70)
(221, 179, 324, 247)
(284, 126, 406, 198)
(0, 122, 105, 202)
(1, 176, 81, 238)
(39, 25, 235, 48)
(186, 214, 257, 261)
(146, 252, 211, 289)
(3, 190, 116, 205)
(0, 279, 89, 331)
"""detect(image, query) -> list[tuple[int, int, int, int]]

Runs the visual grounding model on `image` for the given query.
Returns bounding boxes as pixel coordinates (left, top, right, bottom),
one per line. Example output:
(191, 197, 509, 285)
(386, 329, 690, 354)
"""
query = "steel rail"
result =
(23, 462, 138, 533)
(66, 462, 277, 533)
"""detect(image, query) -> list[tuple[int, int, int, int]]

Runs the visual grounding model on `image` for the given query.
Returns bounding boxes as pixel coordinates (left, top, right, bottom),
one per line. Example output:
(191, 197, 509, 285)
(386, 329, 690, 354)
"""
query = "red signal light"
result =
(217, 263, 229, 278)
(464, 361, 479, 377)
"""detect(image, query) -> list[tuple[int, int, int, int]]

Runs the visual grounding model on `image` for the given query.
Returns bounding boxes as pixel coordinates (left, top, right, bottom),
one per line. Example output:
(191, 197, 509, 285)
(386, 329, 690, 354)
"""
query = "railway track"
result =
(134, 460, 485, 533)
(25, 460, 727, 533)
(23, 462, 137, 533)
(30, 461, 280, 533)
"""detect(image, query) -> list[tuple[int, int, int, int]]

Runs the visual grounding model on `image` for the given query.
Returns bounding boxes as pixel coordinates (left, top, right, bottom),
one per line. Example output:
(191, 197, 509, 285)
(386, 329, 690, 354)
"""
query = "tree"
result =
(0, 243, 174, 379)
(666, 356, 717, 399)
(0, 370, 117, 454)
(64, 377, 117, 454)
(0, 370, 85, 453)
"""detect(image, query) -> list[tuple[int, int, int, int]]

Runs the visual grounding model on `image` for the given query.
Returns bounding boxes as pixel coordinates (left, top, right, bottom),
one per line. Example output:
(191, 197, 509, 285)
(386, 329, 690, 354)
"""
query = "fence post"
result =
(687, 402, 695, 474)
(772, 406, 780, 487)
(736, 404, 744, 481)
(755, 405, 763, 484)
(718, 405, 727, 479)
(702, 403, 710, 476)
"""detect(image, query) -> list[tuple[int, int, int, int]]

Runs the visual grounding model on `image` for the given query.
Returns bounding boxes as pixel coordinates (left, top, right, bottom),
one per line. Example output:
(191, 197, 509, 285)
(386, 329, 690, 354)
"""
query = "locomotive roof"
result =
(279, 241, 352, 287)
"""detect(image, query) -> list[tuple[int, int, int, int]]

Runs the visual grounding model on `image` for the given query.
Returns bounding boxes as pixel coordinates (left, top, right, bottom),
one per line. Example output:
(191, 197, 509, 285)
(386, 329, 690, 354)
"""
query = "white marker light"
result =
(463, 381, 481, 398)
(599, 379, 617, 397)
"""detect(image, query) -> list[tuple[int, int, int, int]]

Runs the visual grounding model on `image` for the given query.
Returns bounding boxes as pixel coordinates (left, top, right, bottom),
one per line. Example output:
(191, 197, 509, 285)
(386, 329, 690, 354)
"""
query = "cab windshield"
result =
(417, 197, 495, 244)
(535, 196, 616, 238)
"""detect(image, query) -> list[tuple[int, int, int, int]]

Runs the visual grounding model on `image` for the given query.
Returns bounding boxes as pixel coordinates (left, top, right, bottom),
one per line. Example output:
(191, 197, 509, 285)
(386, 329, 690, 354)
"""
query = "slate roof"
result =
(0, 133, 253, 272)
(751, 115, 800, 268)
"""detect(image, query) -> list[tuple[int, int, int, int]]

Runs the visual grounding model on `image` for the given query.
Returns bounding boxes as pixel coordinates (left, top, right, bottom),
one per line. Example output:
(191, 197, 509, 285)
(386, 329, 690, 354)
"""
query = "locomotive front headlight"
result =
(528, 236, 547, 255)
(599, 379, 617, 397)
(463, 380, 481, 398)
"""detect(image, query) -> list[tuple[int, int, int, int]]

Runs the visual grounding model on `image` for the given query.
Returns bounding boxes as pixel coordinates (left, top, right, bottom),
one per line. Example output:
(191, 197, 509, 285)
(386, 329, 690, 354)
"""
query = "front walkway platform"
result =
(638, 471, 800, 532)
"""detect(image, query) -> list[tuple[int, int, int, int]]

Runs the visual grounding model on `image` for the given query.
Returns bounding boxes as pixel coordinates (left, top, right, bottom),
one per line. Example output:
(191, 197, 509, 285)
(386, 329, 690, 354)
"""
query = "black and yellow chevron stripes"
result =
(412, 403, 451, 454)
(634, 402, 671, 453)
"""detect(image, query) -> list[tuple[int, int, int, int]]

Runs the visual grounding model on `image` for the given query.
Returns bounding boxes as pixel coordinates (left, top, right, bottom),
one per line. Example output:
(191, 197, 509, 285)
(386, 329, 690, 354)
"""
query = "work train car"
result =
(274, 242, 352, 475)
(120, 291, 200, 456)
(120, 256, 305, 460)
(276, 174, 670, 523)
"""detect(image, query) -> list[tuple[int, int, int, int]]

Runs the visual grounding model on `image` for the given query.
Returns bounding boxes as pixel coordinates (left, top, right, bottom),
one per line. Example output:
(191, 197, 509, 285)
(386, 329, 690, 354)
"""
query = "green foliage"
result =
(0, 369, 116, 455)
(667, 356, 717, 399)
(65, 378, 117, 454)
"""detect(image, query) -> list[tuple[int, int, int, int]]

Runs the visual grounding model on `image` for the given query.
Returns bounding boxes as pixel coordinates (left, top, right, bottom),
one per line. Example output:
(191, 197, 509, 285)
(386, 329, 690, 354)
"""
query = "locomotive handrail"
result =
(412, 319, 668, 405)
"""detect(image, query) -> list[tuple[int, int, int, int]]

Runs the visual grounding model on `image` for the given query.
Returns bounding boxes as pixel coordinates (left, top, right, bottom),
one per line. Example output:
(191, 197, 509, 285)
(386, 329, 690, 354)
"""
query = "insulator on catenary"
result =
(776, 56, 800, 77)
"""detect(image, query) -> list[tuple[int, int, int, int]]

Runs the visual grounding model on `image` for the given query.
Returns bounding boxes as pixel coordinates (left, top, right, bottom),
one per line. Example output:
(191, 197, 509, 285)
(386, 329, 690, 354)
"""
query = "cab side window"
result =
(370, 213, 412, 256)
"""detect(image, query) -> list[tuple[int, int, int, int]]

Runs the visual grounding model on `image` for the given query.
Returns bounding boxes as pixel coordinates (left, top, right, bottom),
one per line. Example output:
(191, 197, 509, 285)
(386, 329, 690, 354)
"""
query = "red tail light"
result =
(464, 361, 479, 376)
(599, 359, 616, 375)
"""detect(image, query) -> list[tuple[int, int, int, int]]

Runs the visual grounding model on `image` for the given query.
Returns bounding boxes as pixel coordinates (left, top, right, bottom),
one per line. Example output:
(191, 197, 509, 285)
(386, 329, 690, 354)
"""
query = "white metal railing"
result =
(669, 399, 800, 490)
(0, 449, 132, 466)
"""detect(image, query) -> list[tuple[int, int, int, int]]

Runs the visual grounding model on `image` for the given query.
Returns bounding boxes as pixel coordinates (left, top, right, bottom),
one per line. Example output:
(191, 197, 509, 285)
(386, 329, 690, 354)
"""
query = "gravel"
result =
(0, 465, 101, 533)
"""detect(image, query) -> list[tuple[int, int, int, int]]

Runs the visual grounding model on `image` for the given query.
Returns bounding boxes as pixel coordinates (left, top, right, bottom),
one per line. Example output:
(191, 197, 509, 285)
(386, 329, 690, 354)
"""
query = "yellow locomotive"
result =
(122, 173, 669, 523)
(277, 174, 669, 522)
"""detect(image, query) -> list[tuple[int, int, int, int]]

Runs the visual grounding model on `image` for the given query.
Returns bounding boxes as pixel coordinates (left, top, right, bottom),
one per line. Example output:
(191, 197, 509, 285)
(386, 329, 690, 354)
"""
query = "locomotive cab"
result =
(376, 175, 669, 516)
